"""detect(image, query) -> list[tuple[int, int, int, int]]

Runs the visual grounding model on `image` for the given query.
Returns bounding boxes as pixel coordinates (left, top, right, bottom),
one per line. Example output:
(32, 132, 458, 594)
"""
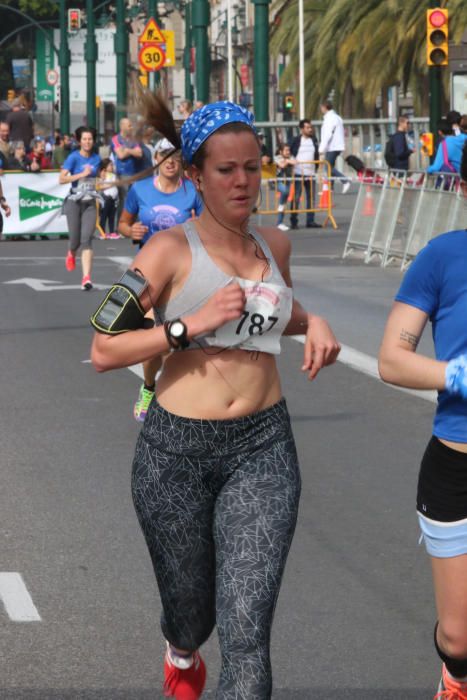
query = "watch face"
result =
(170, 321, 185, 338)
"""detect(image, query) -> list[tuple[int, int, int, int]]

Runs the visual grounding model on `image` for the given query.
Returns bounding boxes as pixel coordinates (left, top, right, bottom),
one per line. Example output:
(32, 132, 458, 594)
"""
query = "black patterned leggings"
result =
(131, 398, 301, 700)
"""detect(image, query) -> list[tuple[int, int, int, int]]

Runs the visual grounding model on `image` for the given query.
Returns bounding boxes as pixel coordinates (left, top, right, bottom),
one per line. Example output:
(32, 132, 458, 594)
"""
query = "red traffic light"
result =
(426, 8, 448, 66)
(68, 8, 81, 32)
(428, 10, 447, 28)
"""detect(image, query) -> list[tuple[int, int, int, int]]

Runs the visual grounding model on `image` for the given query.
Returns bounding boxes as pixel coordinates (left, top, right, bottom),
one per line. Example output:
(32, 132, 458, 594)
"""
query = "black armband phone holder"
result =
(90, 269, 149, 335)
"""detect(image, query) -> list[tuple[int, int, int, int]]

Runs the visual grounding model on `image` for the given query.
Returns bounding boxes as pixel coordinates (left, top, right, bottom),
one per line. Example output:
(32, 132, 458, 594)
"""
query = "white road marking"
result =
(291, 336, 437, 404)
(0, 573, 41, 622)
(82, 359, 144, 379)
(108, 256, 133, 268)
(4, 278, 108, 291)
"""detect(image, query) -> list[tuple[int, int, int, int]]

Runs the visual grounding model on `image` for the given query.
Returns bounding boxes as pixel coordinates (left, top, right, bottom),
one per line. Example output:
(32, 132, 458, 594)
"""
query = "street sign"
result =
(138, 44, 166, 72)
(161, 30, 175, 67)
(139, 18, 165, 44)
(46, 69, 59, 86)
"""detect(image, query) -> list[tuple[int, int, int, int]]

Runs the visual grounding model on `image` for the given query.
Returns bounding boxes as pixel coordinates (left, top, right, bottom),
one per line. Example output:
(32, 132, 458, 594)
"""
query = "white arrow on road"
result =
(0, 572, 41, 622)
(4, 278, 108, 291)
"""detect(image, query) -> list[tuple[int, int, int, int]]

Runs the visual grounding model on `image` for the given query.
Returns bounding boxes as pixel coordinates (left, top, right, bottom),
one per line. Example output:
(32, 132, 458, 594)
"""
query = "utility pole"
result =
(58, 0, 71, 134)
(252, 0, 271, 120)
(192, 0, 210, 103)
(85, 0, 98, 128)
(148, 0, 160, 91)
(115, 0, 128, 124)
(183, 1, 193, 101)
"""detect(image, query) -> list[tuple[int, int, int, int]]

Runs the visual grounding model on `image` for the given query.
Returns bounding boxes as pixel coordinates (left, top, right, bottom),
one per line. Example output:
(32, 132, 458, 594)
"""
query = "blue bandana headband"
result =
(181, 101, 256, 164)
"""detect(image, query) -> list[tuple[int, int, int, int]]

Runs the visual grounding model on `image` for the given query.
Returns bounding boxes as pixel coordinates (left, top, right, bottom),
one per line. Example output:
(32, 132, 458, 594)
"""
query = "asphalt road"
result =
(0, 205, 440, 699)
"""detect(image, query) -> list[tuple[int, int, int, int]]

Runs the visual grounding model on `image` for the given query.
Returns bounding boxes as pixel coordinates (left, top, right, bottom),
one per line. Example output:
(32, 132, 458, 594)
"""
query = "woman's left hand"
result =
(301, 315, 341, 380)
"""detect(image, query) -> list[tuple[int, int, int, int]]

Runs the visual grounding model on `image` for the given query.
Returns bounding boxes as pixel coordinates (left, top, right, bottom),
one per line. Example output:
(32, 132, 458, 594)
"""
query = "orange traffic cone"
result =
(319, 178, 330, 208)
(362, 186, 375, 216)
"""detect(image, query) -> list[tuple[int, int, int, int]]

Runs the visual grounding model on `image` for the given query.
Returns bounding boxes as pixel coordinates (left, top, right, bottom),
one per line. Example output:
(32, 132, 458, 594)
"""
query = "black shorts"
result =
(417, 436, 467, 522)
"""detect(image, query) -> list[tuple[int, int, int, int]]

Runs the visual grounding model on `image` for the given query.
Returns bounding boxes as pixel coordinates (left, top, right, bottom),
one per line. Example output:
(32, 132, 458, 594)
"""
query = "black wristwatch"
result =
(164, 319, 189, 350)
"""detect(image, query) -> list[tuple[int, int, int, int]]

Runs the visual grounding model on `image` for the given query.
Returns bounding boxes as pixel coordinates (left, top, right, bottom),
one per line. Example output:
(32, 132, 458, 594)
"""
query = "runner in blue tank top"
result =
(118, 138, 203, 422)
(379, 142, 467, 699)
(91, 96, 340, 700)
(60, 127, 101, 290)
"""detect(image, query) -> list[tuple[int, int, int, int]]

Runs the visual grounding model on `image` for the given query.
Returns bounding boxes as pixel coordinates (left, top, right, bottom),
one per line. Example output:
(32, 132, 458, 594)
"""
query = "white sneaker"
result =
(278, 223, 290, 231)
(342, 182, 351, 194)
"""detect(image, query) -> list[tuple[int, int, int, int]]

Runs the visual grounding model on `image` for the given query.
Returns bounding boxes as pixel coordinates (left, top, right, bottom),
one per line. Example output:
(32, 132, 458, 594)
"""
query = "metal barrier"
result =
(344, 169, 465, 269)
(380, 172, 425, 267)
(256, 160, 337, 229)
(255, 118, 430, 172)
(401, 173, 462, 269)
(343, 169, 387, 258)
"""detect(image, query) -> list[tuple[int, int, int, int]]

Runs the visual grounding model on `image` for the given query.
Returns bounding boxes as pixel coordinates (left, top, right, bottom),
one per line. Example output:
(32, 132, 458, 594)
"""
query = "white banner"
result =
(1, 171, 70, 237)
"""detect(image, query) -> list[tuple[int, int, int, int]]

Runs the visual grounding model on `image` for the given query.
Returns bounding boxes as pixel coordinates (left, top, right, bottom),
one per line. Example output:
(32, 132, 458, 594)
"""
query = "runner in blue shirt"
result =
(379, 142, 467, 699)
(118, 138, 203, 421)
(59, 126, 101, 290)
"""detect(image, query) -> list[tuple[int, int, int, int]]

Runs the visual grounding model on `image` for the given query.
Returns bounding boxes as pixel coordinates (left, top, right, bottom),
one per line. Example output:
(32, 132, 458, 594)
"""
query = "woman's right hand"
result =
(186, 283, 246, 338)
(130, 222, 149, 241)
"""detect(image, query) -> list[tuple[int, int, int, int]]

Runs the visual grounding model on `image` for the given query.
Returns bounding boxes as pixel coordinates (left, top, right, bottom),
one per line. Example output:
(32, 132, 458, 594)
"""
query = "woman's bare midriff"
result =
(156, 348, 282, 419)
(439, 438, 467, 454)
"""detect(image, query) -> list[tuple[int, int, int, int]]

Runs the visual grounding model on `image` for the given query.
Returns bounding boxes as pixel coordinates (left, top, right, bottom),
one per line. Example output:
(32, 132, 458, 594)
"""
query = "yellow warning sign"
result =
(161, 30, 175, 66)
(139, 18, 165, 44)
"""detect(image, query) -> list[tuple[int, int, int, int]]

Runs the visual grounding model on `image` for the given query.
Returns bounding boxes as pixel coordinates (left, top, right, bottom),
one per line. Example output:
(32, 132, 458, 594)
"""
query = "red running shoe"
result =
(163, 646, 206, 700)
(81, 275, 93, 291)
(435, 664, 467, 699)
(65, 251, 76, 271)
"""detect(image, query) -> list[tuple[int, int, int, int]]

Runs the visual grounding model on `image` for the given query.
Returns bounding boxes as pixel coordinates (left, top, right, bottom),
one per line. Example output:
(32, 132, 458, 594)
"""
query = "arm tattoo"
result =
(400, 328, 420, 349)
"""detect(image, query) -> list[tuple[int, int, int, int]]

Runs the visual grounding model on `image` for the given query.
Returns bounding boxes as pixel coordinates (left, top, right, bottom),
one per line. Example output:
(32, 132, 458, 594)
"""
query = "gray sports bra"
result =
(154, 220, 293, 354)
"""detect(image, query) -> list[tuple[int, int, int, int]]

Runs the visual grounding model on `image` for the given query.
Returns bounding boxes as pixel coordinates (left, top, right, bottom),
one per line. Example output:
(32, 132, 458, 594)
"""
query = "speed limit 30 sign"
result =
(138, 43, 166, 72)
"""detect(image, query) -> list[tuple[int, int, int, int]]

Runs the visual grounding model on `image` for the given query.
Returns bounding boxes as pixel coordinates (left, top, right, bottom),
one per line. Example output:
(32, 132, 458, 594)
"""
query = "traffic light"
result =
(68, 8, 81, 32)
(420, 132, 434, 157)
(426, 8, 448, 66)
(284, 93, 295, 112)
(7, 89, 15, 101)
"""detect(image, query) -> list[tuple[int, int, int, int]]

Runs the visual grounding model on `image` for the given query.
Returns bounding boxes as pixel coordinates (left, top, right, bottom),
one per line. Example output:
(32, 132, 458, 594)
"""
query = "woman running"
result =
(91, 97, 340, 700)
(379, 143, 467, 699)
(59, 126, 101, 290)
(118, 137, 203, 422)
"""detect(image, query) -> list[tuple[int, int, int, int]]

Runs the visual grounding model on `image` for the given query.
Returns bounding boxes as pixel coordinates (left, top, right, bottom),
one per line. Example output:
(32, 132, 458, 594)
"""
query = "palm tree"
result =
(271, 0, 467, 116)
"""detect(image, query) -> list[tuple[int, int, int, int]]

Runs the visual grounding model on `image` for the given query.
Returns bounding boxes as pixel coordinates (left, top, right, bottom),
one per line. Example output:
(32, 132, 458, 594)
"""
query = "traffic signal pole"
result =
(58, 0, 71, 134)
(85, 0, 98, 129)
(252, 0, 271, 121)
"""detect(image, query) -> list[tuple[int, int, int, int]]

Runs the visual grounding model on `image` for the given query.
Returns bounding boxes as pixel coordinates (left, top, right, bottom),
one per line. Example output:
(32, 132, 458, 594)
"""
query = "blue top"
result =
(110, 134, 142, 176)
(124, 176, 203, 246)
(395, 230, 467, 442)
(62, 150, 101, 193)
(427, 134, 467, 174)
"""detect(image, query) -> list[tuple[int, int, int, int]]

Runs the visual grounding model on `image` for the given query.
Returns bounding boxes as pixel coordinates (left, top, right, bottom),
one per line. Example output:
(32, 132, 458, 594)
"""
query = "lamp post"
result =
(183, 1, 193, 100)
(192, 0, 210, 102)
(148, 0, 161, 90)
(115, 0, 129, 123)
(58, 0, 71, 134)
(252, 0, 271, 120)
(298, 0, 304, 119)
(85, 0, 98, 128)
